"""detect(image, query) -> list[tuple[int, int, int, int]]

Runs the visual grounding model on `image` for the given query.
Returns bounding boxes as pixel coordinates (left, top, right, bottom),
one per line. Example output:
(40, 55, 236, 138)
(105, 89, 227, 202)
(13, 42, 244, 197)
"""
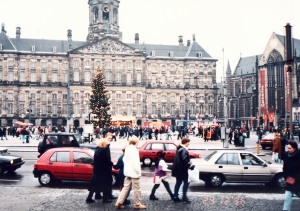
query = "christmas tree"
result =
(89, 67, 111, 128)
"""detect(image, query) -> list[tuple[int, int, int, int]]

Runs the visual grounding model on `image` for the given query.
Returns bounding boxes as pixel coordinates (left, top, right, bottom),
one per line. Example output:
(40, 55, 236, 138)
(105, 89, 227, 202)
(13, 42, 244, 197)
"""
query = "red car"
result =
(33, 147, 119, 186)
(260, 133, 275, 150)
(139, 140, 201, 167)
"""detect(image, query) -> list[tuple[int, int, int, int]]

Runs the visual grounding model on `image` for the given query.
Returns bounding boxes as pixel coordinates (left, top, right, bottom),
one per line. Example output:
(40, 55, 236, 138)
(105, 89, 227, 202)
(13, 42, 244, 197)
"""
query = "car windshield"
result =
(204, 151, 218, 161)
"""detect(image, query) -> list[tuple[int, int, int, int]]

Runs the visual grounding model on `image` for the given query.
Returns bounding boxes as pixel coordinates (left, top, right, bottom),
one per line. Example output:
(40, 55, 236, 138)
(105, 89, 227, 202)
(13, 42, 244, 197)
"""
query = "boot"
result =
(149, 194, 159, 200)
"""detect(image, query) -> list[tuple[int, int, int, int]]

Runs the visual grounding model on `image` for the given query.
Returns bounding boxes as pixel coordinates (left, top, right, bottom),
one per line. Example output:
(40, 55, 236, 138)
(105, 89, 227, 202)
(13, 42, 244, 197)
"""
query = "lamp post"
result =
(185, 88, 190, 122)
(66, 29, 73, 132)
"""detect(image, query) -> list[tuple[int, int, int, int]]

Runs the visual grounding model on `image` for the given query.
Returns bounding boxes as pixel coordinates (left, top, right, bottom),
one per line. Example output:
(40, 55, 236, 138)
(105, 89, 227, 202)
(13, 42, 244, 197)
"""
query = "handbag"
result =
(286, 177, 296, 185)
(188, 168, 200, 183)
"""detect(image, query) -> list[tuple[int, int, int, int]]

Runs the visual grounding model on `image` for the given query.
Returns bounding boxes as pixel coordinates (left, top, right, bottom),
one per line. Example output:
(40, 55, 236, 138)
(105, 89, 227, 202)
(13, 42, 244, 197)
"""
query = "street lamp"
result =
(184, 89, 190, 122)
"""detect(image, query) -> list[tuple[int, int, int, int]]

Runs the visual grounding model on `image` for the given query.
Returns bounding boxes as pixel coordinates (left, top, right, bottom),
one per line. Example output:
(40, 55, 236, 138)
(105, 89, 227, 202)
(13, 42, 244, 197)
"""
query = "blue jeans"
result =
(174, 177, 189, 199)
(283, 190, 300, 211)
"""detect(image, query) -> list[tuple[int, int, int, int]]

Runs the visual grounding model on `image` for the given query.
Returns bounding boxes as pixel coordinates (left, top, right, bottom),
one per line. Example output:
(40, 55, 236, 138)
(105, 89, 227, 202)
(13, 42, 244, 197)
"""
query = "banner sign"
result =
(260, 69, 266, 114)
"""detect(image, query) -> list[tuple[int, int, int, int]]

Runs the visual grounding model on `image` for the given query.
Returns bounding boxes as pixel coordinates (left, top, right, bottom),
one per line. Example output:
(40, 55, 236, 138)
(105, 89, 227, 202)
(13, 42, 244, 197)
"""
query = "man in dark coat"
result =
(281, 140, 300, 210)
(172, 138, 193, 203)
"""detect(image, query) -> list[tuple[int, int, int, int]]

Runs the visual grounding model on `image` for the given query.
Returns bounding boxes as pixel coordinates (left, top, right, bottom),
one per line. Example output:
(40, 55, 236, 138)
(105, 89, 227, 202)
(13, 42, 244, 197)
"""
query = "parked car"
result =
(37, 133, 80, 157)
(138, 140, 201, 167)
(260, 133, 274, 150)
(193, 150, 285, 188)
(0, 147, 25, 175)
(33, 147, 119, 186)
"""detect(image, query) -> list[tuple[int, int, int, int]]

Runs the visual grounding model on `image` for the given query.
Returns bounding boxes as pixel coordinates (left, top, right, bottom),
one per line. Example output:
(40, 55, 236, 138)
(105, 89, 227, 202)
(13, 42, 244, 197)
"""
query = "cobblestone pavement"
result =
(0, 186, 299, 211)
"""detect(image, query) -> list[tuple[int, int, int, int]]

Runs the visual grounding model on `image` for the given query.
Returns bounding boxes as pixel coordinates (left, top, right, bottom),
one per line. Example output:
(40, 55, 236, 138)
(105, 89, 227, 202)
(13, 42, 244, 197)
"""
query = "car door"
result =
(164, 143, 177, 162)
(240, 153, 272, 182)
(48, 151, 73, 180)
(71, 151, 94, 181)
(214, 152, 243, 182)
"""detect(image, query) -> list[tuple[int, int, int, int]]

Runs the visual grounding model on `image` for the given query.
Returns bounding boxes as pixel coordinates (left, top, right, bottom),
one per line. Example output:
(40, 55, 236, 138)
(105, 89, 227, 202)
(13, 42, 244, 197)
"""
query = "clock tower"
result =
(87, 0, 122, 41)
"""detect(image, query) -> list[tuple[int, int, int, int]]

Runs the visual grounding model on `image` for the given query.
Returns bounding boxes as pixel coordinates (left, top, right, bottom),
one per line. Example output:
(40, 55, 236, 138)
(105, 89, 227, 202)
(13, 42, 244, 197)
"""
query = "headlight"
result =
(10, 160, 14, 165)
(21, 157, 24, 161)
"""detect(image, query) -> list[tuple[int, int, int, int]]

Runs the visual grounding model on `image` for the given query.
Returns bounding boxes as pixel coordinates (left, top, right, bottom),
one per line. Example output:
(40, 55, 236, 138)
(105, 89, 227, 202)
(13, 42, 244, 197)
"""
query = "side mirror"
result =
(262, 163, 268, 167)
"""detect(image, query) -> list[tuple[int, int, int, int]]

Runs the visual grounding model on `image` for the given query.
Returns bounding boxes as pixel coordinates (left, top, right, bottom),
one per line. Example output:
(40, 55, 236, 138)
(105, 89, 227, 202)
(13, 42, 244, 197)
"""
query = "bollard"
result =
(256, 143, 260, 154)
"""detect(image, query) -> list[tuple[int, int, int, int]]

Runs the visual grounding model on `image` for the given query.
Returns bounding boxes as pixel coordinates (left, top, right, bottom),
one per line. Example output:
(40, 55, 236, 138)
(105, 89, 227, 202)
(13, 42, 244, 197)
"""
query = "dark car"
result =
(139, 140, 201, 167)
(0, 147, 25, 175)
(33, 147, 119, 186)
(37, 133, 80, 157)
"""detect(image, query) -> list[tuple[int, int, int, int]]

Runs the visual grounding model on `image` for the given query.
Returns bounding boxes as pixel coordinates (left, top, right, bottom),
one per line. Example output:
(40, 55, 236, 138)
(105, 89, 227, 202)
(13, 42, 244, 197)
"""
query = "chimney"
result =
(187, 40, 191, 46)
(178, 35, 183, 46)
(67, 29, 73, 49)
(1, 23, 7, 34)
(135, 33, 139, 44)
(16, 27, 21, 38)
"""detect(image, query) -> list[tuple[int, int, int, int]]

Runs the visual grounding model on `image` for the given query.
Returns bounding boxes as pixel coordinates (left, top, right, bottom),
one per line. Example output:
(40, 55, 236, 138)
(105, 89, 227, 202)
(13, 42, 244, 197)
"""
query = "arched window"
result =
(93, 7, 99, 22)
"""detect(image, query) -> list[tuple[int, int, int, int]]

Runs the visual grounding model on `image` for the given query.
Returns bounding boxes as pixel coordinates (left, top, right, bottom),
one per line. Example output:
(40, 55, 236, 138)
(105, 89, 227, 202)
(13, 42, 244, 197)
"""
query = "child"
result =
(149, 151, 174, 200)
(113, 146, 130, 205)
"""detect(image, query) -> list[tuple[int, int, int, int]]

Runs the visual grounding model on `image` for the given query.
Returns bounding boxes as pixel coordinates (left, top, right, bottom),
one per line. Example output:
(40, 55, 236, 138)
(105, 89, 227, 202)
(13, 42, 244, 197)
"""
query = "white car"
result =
(192, 150, 285, 188)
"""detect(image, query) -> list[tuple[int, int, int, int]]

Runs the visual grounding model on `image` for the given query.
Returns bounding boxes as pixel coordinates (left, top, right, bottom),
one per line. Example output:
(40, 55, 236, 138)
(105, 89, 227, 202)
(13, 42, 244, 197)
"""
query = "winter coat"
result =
(123, 144, 141, 178)
(281, 150, 300, 192)
(272, 134, 282, 155)
(172, 145, 190, 180)
(88, 146, 112, 193)
(113, 154, 125, 188)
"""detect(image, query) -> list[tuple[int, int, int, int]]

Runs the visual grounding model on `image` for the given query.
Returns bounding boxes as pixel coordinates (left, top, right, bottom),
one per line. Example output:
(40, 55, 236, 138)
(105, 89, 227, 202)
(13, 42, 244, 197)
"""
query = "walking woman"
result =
(86, 139, 113, 204)
(281, 140, 300, 211)
(172, 137, 193, 203)
(149, 151, 174, 200)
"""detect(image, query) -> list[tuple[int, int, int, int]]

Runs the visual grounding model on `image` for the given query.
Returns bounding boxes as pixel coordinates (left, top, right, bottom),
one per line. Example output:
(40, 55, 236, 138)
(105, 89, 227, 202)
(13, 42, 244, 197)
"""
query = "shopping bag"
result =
(286, 177, 296, 185)
(188, 168, 200, 183)
(272, 152, 278, 162)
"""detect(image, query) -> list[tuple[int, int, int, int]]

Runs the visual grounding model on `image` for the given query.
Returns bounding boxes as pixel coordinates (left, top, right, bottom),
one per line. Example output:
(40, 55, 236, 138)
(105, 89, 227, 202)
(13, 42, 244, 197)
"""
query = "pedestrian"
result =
(281, 140, 300, 211)
(149, 150, 174, 201)
(86, 139, 114, 204)
(113, 146, 131, 205)
(115, 136, 146, 209)
(272, 131, 282, 163)
(228, 128, 233, 144)
(171, 137, 193, 203)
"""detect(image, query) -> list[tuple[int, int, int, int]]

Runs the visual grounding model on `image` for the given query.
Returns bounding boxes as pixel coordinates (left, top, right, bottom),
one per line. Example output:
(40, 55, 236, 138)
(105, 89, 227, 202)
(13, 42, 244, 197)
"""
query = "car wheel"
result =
(142, 157, 152, 167)
(38, 172, 53, 186)
(0, 166, 4, 175)
(273, 173, 286, 188)
(209, 174, 224, 187)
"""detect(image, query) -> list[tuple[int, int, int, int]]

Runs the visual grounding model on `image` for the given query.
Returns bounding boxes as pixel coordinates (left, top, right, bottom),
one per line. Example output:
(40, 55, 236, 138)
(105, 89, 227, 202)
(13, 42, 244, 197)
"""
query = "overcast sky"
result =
(0, 0, 299, 82)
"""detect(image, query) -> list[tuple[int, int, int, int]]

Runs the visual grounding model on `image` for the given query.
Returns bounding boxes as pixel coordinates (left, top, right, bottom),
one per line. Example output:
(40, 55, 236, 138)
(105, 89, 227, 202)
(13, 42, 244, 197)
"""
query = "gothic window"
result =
(246, 80, 251, 93)
(235, 83, 240, 96)
(267, 49, 283, 63)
